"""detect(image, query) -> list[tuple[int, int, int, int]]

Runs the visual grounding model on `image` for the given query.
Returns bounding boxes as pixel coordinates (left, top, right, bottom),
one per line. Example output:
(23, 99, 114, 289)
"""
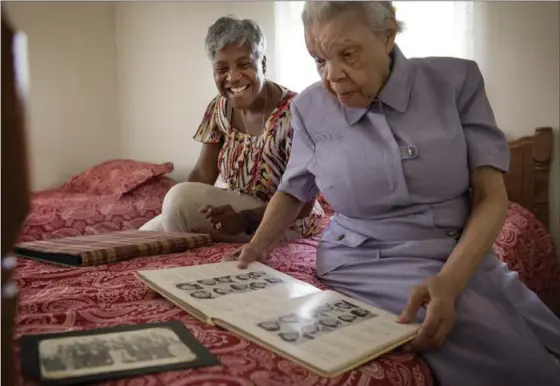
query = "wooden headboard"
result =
(504, 127, 553, 228)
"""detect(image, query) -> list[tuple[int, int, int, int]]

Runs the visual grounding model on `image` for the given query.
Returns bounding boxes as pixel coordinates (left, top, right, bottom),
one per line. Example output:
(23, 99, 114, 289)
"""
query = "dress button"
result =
(336, 234, 345, 241)
(446, 230, 458, 237)
(407, 146, 417, 157)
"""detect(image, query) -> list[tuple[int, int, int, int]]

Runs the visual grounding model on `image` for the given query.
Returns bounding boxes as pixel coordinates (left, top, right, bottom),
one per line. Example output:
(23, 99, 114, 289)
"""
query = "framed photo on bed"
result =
(20, 321, 219, 385)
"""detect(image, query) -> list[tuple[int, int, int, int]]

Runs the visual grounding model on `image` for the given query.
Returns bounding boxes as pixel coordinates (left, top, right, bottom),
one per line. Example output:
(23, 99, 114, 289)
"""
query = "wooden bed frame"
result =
(504, 127, 553, 228)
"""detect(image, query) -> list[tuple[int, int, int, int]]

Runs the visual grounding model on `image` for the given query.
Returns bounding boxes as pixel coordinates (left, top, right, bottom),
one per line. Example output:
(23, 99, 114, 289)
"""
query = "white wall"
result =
(473, 2, 560, 245)
(115, 1, 276, 181)
(4, 2, 120, 191)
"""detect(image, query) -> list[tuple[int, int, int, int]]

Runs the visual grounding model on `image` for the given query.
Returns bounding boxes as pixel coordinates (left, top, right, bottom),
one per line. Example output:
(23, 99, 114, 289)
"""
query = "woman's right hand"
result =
(223, 242, 269, 269)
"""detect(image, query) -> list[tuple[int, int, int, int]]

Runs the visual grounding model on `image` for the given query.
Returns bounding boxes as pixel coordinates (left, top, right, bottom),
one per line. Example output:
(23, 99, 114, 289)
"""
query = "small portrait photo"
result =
(278, 331, 300, 343)
(278, 313, 306, 324)
(197, 279, 217, 286)
(249, 282, 268, 290)
(338, 314, 358, 323)
(176, 283, 203, 292)
(230, 283, 249, 292)
(189, 290, 216, 300)
(215, 276, 234, 284)
(315, 304, 334, 314)
(248, 271, 266, 280)
(318, 317, 341, 329)
(333, 300, 357, 310)
(351, 308, 373, 318)
(264, 277, 283, 284)
(257, 320, 281, 332)
(300, 323, 320, 338)
(213, 287, 233, 296)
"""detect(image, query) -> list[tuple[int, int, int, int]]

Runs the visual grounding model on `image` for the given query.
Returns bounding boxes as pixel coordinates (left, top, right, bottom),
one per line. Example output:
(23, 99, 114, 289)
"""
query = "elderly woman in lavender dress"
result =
(228, 2, 560, 385)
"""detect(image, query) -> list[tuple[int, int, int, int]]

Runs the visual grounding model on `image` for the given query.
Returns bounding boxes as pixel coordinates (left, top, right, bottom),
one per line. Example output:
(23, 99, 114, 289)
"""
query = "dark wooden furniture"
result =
(504, 127, 554, 229)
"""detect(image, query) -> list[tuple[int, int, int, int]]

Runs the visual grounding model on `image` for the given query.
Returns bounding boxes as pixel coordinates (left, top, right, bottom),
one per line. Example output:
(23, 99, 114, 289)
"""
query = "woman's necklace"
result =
(241, 82, 268, 135)
(228, 83, 270, 196)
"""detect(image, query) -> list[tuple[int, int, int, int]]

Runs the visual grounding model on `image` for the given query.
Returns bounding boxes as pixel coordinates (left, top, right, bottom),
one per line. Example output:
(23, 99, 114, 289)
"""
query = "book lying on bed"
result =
(137, 262, 419, 378)
(14, 230, 212, 267)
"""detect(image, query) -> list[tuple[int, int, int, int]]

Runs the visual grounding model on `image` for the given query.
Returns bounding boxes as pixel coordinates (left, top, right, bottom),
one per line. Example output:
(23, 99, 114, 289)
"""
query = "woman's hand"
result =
(223, 242, 269, 269)
(199, 204, 246, 235)
(397, 274, 459, 352)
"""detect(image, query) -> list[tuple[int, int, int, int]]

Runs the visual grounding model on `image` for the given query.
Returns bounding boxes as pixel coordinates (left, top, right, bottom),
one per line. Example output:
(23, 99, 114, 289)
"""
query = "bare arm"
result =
(187, 142, 222, 185)
(248, 192, 305, 251)
(240, 199, 314, 234)
(438, 166, 508, 295)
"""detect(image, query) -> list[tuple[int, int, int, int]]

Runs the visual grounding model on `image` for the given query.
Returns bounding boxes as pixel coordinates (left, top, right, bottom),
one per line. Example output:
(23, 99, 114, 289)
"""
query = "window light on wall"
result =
(13, 32, 30, 99)
(274, 1, 474, 93)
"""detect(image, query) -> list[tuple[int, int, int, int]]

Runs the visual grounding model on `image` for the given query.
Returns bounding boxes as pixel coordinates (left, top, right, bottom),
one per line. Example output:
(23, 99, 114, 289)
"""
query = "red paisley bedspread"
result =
(12, 190, 559, 385)
(18, 178, 175, 243)
(494, 202, 560, 315)
(13, 239, 435, 386)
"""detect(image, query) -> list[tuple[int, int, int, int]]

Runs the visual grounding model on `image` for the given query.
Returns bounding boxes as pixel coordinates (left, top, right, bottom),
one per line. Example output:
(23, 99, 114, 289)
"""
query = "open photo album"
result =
(137, 262, 420, 378)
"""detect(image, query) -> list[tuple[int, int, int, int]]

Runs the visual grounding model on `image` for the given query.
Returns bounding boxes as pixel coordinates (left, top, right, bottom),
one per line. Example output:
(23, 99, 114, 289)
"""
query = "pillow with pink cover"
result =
(60, 159, 174, 199)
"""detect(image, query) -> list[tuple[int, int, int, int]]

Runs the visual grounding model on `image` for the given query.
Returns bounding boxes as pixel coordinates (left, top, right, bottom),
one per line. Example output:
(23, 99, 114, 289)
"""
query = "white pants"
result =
(140, 182, 300, 242)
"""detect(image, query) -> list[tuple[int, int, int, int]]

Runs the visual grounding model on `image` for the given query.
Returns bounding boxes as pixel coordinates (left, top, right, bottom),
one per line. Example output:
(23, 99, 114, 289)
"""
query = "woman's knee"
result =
(161, 182, 211, 232)
(162, 182, 208, 213)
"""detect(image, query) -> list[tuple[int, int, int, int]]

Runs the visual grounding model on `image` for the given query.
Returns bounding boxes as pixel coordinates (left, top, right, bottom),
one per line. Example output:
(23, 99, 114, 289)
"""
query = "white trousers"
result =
(140, 182, 300, 242)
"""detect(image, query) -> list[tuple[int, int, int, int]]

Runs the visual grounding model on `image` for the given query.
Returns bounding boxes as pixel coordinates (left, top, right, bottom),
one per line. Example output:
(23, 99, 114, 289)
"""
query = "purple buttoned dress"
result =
(278, 46, 560, 386)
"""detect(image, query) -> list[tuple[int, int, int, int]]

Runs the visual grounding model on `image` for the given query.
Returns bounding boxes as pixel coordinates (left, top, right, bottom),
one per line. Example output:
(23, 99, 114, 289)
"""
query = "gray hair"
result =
(302, 1, 404, 34)
(204, 15, 266, 62)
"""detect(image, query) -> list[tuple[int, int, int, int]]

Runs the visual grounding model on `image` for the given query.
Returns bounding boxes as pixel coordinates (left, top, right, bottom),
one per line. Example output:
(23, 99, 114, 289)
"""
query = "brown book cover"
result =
(137, 262, 420, 378)
(14, 230, 212, 267)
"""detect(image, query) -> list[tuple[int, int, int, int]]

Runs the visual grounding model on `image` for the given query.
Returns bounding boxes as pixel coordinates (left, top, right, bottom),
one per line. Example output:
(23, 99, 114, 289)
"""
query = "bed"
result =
(12, 128, 559, 386)
(18, 160, 176, 243)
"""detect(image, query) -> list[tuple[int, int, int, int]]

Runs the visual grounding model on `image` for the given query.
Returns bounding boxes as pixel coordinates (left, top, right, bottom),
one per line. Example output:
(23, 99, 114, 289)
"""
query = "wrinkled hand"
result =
(199, 204, 246, 235)
(223, 243, 269, 269)
(397, 275, 458, 352)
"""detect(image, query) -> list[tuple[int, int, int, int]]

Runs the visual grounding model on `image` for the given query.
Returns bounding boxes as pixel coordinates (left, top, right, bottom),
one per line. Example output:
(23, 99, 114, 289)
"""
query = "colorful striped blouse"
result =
(193, 84, 324, 237)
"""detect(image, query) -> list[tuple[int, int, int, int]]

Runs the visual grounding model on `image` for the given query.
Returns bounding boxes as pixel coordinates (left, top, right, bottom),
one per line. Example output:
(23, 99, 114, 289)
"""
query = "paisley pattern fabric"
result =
(18, 177, 176, 243)
(494, 202, 560, 315)
(193, 85, 324, 237)
(13, 185, 559, 384)
(13, 238, 434, 386)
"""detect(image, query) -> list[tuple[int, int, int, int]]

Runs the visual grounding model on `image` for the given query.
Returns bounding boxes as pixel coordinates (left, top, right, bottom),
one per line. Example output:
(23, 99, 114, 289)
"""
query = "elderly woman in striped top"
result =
(141, 16, 323, 241)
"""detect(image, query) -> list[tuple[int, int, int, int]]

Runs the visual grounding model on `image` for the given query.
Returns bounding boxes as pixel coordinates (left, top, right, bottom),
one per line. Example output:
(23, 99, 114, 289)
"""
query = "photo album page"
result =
(137, 262, 419, 377)
(137, 261, 320, 323)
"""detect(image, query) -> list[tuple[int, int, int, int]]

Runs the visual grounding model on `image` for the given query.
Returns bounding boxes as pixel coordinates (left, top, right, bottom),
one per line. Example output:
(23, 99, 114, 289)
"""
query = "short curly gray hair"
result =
(302, 1, 404, 34)
(204, 15, 266, 62)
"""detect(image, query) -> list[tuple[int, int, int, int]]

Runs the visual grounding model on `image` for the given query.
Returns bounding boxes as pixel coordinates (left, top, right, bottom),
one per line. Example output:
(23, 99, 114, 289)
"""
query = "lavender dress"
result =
(278, 46, 560, 386)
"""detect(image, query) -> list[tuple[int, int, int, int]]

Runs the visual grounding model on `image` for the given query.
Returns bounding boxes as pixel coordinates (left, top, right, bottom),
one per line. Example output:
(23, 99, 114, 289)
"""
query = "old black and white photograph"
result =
(174, 271, 285, 301)
(176, 283, 203, 292)
(38, 327, 197, 379)
(256, 300, 377, 345)
(189, 290, 217, 299)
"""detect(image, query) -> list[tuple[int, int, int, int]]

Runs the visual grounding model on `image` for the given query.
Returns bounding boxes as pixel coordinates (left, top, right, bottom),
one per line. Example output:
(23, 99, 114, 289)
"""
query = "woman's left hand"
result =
(199, 204, 246, 235)
(397, 274, 459, 352)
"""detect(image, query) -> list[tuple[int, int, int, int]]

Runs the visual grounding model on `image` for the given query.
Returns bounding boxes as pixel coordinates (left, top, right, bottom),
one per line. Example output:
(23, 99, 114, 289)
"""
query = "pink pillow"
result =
(60, 159, 174, 199)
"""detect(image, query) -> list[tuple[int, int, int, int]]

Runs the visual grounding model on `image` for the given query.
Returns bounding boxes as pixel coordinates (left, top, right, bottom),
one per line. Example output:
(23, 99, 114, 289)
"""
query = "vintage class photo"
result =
(38, 327, 197, 379)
